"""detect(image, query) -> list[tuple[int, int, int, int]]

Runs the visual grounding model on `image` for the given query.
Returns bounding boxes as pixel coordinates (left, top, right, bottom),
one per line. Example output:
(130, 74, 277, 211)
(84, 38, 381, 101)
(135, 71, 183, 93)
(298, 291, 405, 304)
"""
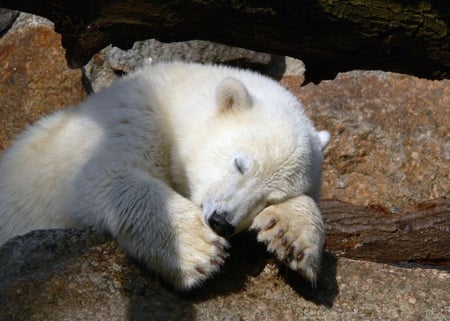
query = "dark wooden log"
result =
(0, 1, 449, 82)
(321, 198, 450, 266)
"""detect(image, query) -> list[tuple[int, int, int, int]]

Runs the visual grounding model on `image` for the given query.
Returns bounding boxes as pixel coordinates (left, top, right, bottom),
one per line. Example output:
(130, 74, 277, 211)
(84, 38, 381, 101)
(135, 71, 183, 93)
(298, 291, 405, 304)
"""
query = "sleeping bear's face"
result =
(181, 78, 329, 238)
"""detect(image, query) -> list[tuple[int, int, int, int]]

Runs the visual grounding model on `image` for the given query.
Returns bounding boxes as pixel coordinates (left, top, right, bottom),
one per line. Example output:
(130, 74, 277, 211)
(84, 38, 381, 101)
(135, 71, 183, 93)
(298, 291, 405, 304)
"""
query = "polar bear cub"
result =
(0, 62, 329, 289)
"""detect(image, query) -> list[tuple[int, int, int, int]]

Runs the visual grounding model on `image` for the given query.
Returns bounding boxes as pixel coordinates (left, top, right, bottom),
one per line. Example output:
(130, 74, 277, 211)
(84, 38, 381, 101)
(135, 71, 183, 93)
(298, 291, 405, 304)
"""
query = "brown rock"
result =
(283, 71, 450, 208)
(0, 13, 86, 150)
(1, 229, 449, 321)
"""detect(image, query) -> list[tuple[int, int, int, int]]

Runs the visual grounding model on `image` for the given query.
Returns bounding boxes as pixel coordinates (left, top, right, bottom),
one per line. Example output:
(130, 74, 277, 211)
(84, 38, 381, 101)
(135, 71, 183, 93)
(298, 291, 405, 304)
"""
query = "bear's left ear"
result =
(318, 130, 330, 151)
(215, 77, 252, 113)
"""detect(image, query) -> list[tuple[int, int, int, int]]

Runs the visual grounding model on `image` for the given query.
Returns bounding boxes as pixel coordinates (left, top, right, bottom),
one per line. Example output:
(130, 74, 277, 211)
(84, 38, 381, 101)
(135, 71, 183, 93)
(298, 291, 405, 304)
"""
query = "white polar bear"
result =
(0, 62, 329, 289)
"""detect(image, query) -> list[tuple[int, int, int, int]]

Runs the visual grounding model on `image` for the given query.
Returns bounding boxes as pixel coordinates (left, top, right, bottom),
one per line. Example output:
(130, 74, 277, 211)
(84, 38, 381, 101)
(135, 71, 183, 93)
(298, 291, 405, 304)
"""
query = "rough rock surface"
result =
(83, 39, 290, 93)
(282, 71, 450, 208)
(0, 9, 18, 34)
(0, 13, 86, 149)
(1, 229, 449, 321)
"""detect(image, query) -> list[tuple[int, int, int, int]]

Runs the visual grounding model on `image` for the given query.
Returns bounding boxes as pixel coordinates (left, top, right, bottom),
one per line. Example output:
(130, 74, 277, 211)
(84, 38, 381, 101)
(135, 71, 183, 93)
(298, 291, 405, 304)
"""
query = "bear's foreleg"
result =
(250, 195, 324, 283)
(74, 166, 229, 290)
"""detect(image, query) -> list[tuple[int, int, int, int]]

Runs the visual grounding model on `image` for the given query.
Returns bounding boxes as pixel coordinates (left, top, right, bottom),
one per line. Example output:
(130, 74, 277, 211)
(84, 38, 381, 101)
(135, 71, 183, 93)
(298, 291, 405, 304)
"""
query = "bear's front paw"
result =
(250, 195, 324, 283)
(174, 218, 230, 290)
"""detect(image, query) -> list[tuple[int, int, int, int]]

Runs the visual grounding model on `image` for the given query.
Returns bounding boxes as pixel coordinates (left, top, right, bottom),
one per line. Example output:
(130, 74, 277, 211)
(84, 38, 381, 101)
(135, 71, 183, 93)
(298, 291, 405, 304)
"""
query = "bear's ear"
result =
(318, 130, 330, 151)
(215, 77, 252, 113)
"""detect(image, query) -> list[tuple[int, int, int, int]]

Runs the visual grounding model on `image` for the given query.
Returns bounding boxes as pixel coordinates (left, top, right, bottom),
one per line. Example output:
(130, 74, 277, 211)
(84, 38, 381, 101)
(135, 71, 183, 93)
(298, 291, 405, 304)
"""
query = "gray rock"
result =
(0, 9, 18, 35)
(9, 11, 54, 31)
(1, 229, 448, 321)
(83, 39, 291, 92)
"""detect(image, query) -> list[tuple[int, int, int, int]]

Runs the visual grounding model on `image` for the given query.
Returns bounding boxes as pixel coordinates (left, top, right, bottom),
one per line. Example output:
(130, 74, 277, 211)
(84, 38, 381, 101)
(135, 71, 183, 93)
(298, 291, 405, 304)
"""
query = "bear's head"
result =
(175, 76, 329, 238)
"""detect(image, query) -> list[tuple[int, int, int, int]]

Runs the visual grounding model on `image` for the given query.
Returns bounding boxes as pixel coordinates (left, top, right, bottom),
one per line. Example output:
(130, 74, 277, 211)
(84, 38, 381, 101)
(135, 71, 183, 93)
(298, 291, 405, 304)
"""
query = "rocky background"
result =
(0, 11, 449, 321)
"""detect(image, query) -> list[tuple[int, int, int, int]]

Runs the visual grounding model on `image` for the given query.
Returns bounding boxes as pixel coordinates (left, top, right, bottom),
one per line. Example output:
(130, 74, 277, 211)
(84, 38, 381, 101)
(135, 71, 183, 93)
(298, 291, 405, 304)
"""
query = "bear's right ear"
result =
(215, 77, 252, 113)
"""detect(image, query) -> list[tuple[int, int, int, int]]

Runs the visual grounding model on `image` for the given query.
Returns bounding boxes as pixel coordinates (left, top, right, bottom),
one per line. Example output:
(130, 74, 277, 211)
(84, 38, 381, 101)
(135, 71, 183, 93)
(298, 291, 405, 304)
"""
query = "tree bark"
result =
(0, 1, 449, 82)
(321, 198, 450, 265)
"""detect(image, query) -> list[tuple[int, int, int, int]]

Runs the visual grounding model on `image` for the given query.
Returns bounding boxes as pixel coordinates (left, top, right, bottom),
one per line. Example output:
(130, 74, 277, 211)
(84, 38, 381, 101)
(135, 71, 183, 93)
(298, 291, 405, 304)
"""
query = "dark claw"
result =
(210, 259, 222, 266)
(286, 246, 295, 262)
(196, 267, 206, 274)
(281, 237, 288, 246)
(297, 252, 305, 262)
(264, 218, 277, 230)
(218, 252, 228, 260)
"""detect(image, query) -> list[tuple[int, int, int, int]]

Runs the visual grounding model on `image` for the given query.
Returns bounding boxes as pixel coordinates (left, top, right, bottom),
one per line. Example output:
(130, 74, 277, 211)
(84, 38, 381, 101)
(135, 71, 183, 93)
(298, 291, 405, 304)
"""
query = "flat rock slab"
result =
(0, 229, 448, 321)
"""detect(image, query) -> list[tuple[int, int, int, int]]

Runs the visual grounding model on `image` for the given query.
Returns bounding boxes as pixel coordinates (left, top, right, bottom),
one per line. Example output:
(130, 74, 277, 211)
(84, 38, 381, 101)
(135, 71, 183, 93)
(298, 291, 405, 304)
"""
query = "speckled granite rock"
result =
(282, 71, 450, 208)
(0, 13, 86, 149)
(0, 229, 448, 321)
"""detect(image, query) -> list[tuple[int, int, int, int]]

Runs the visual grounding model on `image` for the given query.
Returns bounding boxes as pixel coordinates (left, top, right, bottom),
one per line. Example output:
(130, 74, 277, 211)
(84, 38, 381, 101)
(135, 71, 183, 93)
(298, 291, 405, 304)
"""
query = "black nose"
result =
(207, 211, 234, 238)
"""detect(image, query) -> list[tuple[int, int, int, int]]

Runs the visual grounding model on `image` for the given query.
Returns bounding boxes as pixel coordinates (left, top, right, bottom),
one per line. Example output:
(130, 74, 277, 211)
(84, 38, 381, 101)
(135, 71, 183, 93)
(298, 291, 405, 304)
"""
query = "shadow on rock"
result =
(127, 232, 269, 320)
(178, 232, 339, 308)
(279, 251, 339, 307)
(178, 232, 270, 300)
(130, 235, 339, 319)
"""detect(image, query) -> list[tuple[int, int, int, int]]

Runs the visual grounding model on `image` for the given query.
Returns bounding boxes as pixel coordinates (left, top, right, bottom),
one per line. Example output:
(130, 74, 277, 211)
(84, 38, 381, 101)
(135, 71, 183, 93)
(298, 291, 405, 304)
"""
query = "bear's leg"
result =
(250, 195, 324, 283)
(73, 166, 229, 290)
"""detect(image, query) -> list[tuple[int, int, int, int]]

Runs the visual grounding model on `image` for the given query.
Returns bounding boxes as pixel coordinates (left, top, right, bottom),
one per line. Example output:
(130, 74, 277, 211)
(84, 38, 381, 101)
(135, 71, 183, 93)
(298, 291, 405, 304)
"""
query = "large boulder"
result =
(0, 229, 448, 321)
(283, 71, 450, 208)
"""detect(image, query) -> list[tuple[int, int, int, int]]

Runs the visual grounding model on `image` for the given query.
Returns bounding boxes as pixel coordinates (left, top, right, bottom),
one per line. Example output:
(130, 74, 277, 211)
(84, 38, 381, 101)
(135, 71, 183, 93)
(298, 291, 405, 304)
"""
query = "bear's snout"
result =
(207, 211, 234, 238)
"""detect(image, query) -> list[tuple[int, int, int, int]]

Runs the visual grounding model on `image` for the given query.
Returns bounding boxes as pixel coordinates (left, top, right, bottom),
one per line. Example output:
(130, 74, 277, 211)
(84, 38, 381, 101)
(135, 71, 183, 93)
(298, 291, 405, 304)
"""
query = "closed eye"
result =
(234, 157, 246, 175)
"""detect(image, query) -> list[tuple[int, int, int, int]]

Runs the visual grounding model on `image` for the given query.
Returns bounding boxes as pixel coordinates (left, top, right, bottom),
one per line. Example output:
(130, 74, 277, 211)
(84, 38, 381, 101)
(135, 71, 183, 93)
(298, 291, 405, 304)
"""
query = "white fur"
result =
(251, 195, 325, 284)
(0, 62, 329, 289)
